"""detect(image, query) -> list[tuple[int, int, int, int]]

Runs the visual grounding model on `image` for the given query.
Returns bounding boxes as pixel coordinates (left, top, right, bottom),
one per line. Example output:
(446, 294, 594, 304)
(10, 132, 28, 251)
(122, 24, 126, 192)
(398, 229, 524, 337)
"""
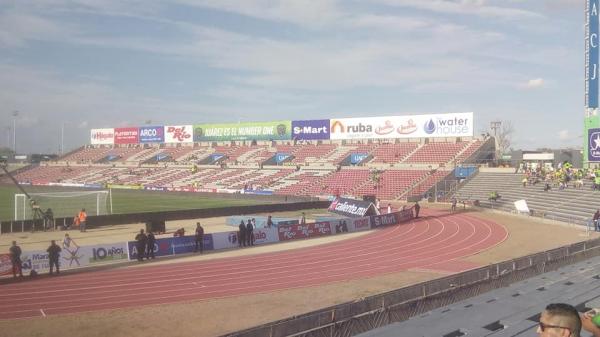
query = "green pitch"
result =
(0, 185, 270, 221)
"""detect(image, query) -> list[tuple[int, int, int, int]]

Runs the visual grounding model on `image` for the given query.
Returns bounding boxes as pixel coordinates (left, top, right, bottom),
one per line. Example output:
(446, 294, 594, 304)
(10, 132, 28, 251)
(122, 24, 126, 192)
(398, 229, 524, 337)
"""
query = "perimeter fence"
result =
(223, 238, 600, 337)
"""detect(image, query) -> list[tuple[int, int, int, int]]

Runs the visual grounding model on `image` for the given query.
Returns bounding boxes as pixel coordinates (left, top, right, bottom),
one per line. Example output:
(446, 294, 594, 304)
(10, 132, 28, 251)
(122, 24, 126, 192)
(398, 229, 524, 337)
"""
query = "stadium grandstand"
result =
(2, 112, 495, 203)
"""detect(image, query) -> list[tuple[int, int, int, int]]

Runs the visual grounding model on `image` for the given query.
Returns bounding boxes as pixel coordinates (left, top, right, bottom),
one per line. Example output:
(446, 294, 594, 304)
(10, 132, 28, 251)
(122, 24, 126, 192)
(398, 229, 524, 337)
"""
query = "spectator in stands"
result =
(414, 202, 420, 218)
(78, 208, 87, 233)
(537, 303, 581, 337)
(135, 229, 147, 262)
(593, 210, 600, 232)
(146, 231, 156, 259)
(194, 222, 204, 253)
(266, 216, 274, 228)
(488, 191, 500, 202)
(9, 241, 23, 278)
(299, 212, 307, 225)
(246, 220, 254, 246)
(238, 220, 246, 247)
(47, 240, 62, 275)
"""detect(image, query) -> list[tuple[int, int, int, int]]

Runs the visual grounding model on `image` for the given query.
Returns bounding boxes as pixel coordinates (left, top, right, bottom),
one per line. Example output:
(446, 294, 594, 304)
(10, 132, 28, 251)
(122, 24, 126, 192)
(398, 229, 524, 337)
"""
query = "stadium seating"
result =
(404, 141, 469, 165)
(455, 168, 600, 225)
(8, 138, 488, 200)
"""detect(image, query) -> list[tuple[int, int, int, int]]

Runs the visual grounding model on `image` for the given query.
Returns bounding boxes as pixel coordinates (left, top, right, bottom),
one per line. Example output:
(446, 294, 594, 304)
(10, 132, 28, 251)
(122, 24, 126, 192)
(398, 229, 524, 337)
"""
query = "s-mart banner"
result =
(90, 128, 115, 145)
(329, 112, 473, 140)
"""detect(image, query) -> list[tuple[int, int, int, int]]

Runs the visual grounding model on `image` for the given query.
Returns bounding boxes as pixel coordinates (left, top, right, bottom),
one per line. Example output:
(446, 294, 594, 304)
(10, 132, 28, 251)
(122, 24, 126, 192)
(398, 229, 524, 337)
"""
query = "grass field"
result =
(0, 184, 271, 221)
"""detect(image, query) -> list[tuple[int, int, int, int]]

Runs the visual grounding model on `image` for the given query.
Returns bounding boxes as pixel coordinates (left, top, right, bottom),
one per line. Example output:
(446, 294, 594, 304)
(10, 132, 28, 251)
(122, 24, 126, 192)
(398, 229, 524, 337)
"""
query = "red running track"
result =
(0, 209, 508, 320)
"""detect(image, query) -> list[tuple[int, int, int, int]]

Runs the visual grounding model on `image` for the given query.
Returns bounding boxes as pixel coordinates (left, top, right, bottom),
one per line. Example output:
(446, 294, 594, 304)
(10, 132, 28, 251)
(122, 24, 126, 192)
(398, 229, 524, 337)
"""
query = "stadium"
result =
(1, 2, 600, 337)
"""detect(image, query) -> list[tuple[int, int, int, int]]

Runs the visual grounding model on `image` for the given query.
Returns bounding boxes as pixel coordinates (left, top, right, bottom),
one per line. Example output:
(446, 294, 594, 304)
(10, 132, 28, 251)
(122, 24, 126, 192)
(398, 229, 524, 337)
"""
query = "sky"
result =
(0, 0, 584, 154)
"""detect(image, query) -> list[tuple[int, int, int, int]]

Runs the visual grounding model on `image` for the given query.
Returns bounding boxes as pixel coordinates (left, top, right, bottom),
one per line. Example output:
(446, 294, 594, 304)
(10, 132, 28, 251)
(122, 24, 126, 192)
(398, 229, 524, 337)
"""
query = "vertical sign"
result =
(589, 128, 600, 162)
(588, 0, 599, 108)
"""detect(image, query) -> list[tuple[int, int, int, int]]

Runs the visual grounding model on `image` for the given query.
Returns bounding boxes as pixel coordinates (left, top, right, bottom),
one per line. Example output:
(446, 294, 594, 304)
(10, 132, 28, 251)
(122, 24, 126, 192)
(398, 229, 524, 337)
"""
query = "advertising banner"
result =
(127, 237, 174, 260)
(330, 113, 473, 140)
(193, 121, 292, 142)
(588, 0, 599, 108)
(346, 216, 371, 232)
(350, 153, 369, 164)
(212, 231, 241, 250)
(164, 125, 193, 143)
(275, 153, 291, 163)
(277, 221, 332, 241)
(114, 127, 139, 144)
(0, 254, 12, 276)
(139, 126, 165, 143)
(292, 120, 330, 140)
(328, 197, 378, 218)
(370, 209, 413, 229)
(79, 243, 129, 265)
(127, 235, 213, 260)
(20, 248, 91, 273)
(252, 227, 279, 245)
(370, 212, 400, 229)
(90, 128, 115, 145)
(589, 128, 600, 162)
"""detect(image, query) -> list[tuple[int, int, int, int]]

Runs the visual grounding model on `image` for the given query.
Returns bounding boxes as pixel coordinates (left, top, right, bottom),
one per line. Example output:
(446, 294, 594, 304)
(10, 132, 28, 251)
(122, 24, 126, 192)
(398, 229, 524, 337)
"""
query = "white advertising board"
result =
(164, 125, 193, 143)
(329, 112, 473, 140)
(90, 128, 115, 145)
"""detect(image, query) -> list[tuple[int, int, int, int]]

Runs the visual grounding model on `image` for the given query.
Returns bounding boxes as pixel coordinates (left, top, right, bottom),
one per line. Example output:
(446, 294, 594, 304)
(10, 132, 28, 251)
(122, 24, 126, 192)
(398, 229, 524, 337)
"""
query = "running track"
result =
(0, 210, 508, 320)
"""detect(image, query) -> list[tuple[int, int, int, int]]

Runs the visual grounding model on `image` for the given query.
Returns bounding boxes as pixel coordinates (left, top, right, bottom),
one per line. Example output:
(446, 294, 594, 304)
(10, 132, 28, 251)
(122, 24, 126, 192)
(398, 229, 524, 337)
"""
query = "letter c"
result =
(592, 33, 598, 48)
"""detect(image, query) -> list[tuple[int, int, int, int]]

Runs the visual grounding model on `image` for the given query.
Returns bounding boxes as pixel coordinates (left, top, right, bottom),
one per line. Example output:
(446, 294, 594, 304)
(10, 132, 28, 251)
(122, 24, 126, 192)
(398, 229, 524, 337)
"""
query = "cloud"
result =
(174, 0, 345, 28)
(372, 0, 545, 20)
(518, 78, 545, 89)
(558, 129, 570, 141)
(0, 10, 68, 47)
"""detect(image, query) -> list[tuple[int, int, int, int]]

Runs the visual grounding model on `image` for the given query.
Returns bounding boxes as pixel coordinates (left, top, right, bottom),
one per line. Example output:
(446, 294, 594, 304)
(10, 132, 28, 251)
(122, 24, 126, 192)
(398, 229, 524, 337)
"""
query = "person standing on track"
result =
(9, 241, 23, 278)
(78, 208, 87, 233)
(414, 201, 421, 218)
(47, 240, 62, 275)
(135, 229, 147, 261)
(238, 220, 246, 247)
(195, 222, 204, 253)
(146, 231, 156, 260)
(246, 219, 254, 246)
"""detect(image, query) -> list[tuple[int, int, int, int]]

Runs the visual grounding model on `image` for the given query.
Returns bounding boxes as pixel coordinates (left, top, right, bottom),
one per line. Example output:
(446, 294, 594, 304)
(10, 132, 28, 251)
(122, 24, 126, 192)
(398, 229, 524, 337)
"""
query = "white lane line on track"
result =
(39, 309, 46, 317)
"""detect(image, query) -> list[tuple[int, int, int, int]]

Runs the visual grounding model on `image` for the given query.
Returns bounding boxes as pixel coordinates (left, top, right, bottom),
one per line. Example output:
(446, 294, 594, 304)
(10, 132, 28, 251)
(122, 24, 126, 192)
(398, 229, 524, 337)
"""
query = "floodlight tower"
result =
(12, 110, 18, 153)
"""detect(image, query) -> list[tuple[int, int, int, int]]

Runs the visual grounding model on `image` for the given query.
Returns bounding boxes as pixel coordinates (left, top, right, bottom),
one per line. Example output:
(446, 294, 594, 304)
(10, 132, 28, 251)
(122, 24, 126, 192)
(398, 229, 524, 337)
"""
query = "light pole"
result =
(60, 122, 65, 155)
(12, 110, 18, 154)
(5, 126, 10, 149)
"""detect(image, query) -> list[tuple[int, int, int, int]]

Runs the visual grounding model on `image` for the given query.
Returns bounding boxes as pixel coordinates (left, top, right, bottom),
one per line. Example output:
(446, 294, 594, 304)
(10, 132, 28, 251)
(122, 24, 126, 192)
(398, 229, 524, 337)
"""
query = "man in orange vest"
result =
(78, 208, 87, 232)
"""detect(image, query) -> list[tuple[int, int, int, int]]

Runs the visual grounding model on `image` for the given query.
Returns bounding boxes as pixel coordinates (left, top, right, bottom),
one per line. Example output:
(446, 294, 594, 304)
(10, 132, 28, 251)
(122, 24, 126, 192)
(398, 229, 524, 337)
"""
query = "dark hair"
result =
(544, 303, 581, 337)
